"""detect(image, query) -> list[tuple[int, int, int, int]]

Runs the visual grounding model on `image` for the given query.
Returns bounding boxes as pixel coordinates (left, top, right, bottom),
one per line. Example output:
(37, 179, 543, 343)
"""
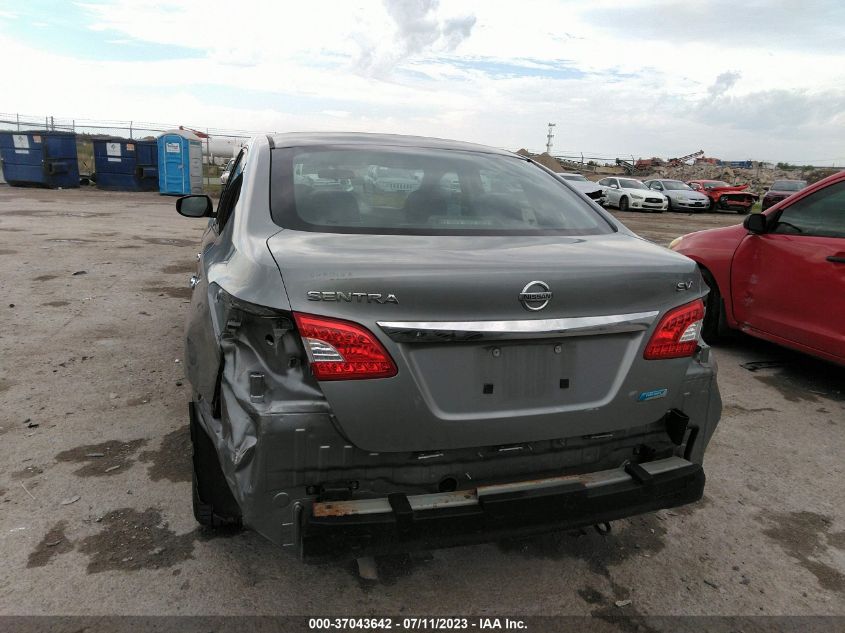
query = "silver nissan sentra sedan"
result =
(175, 132, 721, 560)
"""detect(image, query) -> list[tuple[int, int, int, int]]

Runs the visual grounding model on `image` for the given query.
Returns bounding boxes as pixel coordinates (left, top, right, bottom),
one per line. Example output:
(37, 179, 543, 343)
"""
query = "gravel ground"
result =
(0, 187, 843, 617)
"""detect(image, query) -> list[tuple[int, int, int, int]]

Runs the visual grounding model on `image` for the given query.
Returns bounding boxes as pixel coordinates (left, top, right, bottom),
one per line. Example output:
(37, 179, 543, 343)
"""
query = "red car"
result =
(761, 179, 807, 211)
(687, 180, 758, 213)
(671, 170, 845, 365)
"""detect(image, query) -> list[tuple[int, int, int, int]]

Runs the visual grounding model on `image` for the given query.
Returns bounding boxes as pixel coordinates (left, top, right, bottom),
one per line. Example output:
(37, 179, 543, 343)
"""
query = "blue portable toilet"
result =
(157, 130, 203, 195)
(92, 137, 159, 191)
(0, 130, 79, 188)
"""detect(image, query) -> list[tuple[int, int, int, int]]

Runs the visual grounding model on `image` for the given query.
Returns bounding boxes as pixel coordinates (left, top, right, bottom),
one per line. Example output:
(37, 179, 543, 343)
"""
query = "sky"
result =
(1, 0, 844, 165)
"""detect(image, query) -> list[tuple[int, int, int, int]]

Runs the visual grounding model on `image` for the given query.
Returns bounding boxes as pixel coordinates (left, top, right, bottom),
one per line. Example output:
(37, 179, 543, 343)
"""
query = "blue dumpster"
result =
(92, 137, 159, 191)
(0, 130, 79, 188)
(157, 130, 203, 195)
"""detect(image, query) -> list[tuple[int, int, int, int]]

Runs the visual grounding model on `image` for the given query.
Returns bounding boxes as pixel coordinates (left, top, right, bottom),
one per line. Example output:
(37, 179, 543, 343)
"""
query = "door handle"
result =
(826, 255, 845, 264)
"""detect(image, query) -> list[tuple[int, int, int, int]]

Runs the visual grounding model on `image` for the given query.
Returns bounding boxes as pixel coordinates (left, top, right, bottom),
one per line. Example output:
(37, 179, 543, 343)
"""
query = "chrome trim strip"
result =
(377, 311, 659, 342)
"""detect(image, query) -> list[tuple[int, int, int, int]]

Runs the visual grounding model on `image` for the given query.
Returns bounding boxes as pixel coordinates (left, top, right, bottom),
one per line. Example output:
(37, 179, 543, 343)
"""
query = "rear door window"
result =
(270, 146, 614, 236)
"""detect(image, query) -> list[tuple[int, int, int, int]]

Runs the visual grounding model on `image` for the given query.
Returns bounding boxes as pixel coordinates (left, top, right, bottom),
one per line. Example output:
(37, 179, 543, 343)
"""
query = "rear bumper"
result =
(301, 456, 704, 560)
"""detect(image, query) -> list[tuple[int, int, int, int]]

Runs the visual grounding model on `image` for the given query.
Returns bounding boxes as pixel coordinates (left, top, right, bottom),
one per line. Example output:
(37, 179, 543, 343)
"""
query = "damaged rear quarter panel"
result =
(185, 138, 294, 405)
(184, 138, 335, 542)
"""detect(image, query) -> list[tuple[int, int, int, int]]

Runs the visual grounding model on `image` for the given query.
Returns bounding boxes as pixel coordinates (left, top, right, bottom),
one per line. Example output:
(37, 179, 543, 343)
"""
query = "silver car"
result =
(644, 179, 710, 212)
(175, 133, 721, 560)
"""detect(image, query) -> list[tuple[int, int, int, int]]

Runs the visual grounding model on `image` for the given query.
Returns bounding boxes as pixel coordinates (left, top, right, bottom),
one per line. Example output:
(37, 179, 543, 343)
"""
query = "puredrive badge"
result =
(638, 388, 668, 402)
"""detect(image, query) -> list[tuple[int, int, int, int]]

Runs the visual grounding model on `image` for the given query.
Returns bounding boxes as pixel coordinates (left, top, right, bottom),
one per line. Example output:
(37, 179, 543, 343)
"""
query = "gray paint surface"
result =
(183, 133, 722, 552)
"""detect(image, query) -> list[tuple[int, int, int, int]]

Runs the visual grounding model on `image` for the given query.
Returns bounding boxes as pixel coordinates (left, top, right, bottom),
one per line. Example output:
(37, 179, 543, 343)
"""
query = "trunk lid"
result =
(268, 231, 702, 452)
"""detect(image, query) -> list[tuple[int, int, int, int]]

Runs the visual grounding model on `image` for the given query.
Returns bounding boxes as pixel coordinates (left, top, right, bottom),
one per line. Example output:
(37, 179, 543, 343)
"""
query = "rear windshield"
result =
(771, 180, 806, 191)
(270, 146, 614, 236)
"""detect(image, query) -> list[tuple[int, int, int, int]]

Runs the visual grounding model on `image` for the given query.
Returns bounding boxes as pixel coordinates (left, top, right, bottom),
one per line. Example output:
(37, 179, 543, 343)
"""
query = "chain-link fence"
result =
(0, 111, 275, 188)
(0, 111, 265, 141)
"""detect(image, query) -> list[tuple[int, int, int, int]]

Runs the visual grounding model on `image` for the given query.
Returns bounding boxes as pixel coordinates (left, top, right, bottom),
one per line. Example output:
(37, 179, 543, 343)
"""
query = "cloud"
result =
(441, 15, 477, 51)
(584, 0, 845, 54)
(696, 88, 845, 133)
(354, 0, 476, 75)
(385, 0, 441, 56)
(708, 71, 741, 98)
(2, 1, 845, 164)
(322, 110, 351, 118)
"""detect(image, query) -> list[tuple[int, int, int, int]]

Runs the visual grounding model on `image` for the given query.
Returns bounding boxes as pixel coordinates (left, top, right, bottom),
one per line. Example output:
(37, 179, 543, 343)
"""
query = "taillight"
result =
(293, 312, 397, 380)
(643, 299, 705, 360)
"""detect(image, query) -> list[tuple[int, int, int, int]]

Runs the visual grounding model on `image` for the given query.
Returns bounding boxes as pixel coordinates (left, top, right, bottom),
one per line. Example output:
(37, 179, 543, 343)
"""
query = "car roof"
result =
(266, 132, 514, 156)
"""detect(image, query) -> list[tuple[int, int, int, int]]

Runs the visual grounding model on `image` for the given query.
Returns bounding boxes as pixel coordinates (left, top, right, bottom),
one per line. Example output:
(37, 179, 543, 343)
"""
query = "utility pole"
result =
(205, 129, 211, 191)
(546, 123, 556, 154)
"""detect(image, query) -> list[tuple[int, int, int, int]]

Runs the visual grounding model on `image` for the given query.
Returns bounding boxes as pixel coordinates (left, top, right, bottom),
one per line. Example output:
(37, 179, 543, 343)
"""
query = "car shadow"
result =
(711, 335, 844, 403)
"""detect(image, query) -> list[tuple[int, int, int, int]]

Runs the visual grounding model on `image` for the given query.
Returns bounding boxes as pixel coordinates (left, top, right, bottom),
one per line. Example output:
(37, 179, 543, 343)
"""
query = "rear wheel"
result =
(189, 403, 242, 529)
(700, 269, 732, 343)
(618, 196, 629, 212)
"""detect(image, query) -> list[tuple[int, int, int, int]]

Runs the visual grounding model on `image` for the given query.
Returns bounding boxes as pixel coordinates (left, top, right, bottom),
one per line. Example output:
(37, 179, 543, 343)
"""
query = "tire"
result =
(189, 402, 242, 529)
(618, 196, 629, 212)
(700, 269, 732, 343)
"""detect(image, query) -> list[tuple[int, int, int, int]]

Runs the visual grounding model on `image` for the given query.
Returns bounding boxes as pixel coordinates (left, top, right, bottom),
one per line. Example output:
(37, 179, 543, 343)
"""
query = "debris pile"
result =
(515, 149, 840, 196)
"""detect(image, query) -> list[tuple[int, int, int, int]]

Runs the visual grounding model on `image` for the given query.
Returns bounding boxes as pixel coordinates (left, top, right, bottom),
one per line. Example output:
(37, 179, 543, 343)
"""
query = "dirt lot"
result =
(0, 187, 843, 618)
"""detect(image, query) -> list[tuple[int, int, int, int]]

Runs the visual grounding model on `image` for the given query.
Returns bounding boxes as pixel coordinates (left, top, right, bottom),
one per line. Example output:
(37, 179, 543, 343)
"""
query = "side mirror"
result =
(176, 195, 213, 218)
(743, 213, 767, 234)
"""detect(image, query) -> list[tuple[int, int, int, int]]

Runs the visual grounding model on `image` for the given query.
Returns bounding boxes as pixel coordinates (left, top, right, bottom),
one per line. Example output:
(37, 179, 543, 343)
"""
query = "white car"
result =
(597, 176, 667, 212)
(220, 158, 235, 186)
(556, 173, 605, 205)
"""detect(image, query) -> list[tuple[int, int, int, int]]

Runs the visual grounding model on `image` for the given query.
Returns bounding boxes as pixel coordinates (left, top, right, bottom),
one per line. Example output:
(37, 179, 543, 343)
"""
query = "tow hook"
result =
(594, 522, 612, 536)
